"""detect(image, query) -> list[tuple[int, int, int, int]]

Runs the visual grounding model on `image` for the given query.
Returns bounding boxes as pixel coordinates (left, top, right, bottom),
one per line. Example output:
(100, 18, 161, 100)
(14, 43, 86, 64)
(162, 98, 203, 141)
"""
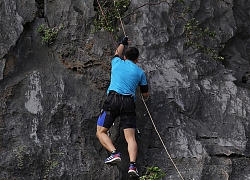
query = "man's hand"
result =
(142, 92, 149, 100)
(115, 36, 129, 57)
(119, 36, 129, 46)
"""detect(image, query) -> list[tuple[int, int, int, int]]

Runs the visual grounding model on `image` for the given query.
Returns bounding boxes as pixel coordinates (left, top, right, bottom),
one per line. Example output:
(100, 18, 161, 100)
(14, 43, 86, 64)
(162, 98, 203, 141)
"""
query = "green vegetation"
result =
(93, 0, 130, 34)
(183, 21, 223, 61)
(93, 0, 224, 60)
(43, 160, 59, 180)
(140, 166, 165, 180)
(43, 152, 64, 180)
(37, 24, 64, 45)
(171, 0, 224, 60)
(184, 18, 224, 60)
(13, 145, 27, 169)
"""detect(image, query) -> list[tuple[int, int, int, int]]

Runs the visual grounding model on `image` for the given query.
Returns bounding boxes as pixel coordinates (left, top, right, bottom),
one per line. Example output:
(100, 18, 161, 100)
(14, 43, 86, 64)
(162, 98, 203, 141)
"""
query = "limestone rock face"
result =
(1, 0, 250, 179)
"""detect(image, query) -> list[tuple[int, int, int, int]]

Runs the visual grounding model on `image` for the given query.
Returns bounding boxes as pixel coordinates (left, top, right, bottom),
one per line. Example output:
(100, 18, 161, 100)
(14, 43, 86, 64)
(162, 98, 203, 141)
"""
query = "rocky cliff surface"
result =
(1, 0, 250, 179)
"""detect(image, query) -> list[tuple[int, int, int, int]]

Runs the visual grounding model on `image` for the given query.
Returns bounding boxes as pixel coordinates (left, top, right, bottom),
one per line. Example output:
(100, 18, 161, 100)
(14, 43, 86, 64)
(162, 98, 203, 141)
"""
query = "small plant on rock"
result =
(140, 166, 165, 180)
(13, 145, 27, 170)
(43, 160, 59, 180)
(184, 18, 224, 60)
(43, 151, 64, 180)
(37, 24, 63, 45)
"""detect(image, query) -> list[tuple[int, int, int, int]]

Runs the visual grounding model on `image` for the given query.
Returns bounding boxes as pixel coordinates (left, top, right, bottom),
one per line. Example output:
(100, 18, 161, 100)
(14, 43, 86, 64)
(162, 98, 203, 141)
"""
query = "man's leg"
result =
(96, 125, 116, 152)
(96, 124, 121, 164)
(124, 128, 139, 176)
(123, 128, 137, 162)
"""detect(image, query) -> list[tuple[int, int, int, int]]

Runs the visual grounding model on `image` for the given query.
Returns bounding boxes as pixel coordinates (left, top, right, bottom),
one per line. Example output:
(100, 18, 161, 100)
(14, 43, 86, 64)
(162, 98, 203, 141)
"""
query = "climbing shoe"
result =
(128, 164, 139, 177)
(105, 152, 121, 164)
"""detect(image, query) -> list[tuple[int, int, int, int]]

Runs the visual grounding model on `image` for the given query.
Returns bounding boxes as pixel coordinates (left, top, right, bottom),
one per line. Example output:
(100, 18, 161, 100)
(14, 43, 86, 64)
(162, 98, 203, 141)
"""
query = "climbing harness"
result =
(140, 94, 185, 180)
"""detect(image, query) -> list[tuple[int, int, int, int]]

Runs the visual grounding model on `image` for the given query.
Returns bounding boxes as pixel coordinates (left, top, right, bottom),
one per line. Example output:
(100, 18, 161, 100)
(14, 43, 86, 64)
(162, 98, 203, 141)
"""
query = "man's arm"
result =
(115, 44, 125, 57)
(114, 37, 129, 57)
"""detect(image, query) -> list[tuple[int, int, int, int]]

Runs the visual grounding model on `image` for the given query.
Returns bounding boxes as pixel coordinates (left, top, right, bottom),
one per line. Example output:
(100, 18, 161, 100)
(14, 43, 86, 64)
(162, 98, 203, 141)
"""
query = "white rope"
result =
(113, 0, 127, 37)
(140, 94, 185, 180)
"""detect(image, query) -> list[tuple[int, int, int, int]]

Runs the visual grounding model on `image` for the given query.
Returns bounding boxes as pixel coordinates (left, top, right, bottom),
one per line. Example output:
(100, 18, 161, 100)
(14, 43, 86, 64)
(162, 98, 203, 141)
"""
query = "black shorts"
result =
(97, 91, 136, 129)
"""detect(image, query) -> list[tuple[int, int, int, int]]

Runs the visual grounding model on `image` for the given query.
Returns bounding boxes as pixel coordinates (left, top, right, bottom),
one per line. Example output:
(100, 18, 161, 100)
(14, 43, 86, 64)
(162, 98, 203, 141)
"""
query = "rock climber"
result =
(96, 36, 149, 177)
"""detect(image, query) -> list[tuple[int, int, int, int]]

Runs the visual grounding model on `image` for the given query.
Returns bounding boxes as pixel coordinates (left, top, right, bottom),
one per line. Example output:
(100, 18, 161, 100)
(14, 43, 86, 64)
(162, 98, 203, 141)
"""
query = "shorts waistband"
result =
(109, 90, 133, 97)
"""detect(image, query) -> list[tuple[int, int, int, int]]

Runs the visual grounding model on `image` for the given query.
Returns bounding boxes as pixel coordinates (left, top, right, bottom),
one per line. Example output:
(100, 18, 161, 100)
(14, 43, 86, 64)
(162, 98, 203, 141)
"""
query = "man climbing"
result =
(96, 36, 149, 177)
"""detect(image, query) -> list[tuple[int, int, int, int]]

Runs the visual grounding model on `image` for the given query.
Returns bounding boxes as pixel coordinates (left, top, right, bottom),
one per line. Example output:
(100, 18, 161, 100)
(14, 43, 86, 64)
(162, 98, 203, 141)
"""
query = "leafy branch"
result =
(184, 18, 224, 60)
(37, 24, 64, 45)
(13, 145, 27, 170)
(93, 0, 131, 34)
(43, 152, 64, 180)
(140, 166, 166, 180)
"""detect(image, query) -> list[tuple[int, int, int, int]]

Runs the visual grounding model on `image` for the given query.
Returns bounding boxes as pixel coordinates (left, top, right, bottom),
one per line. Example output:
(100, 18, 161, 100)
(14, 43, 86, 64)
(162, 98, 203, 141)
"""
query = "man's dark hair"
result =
(124, 47, 139, 61)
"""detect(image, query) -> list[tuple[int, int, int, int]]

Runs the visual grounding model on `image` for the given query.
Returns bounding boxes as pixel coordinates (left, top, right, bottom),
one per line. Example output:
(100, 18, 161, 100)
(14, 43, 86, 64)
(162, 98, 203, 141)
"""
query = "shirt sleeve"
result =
(140, 72, 148, 86)
(139, 72, 148, 93)
(111, 56, 122, 66)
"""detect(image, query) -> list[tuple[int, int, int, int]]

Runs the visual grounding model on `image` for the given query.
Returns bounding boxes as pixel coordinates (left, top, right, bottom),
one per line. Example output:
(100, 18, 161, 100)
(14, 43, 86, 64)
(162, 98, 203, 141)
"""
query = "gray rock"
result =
(0, 58, 6, 81)
(1, 0, 250, 179)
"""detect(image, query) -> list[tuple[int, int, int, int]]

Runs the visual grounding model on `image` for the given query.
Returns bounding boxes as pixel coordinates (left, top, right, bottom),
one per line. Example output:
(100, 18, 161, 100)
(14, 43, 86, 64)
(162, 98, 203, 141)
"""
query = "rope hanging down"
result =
(140, 95, 185, 180)
(113, 0, 127, 37)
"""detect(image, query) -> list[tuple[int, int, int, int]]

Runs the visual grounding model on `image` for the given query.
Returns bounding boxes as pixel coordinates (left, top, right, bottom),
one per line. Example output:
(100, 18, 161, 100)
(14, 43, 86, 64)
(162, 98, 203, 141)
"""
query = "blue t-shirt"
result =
(107, 56, 148, 101)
